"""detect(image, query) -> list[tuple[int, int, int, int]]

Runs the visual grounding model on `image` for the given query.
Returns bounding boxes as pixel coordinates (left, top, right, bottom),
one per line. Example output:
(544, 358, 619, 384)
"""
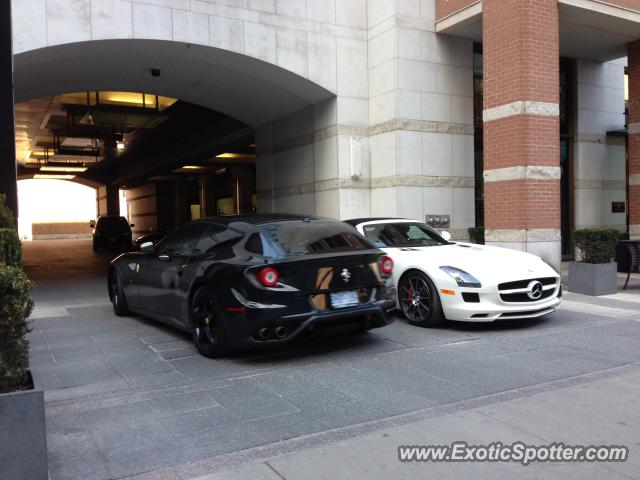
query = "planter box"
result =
(0, 374, 48, 480)
(568, 261, 617, 296)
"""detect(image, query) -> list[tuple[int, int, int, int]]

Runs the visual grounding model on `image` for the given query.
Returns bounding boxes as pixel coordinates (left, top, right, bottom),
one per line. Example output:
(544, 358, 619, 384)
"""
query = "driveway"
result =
(23, 240, 640, 479)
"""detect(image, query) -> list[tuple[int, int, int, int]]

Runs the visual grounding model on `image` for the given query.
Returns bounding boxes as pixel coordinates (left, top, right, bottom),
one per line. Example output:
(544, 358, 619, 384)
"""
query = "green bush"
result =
(0, 265, 34, 393)
(574, 228, 619, 264)
(468, 226, 484, 244)
(0, 194, 33, 392)
(0, 193, 15, 228)
(0, 228, 22, 266)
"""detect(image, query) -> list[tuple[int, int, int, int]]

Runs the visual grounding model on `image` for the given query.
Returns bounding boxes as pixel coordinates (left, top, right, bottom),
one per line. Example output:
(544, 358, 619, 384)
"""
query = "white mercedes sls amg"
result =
(346, 218, 562, 327)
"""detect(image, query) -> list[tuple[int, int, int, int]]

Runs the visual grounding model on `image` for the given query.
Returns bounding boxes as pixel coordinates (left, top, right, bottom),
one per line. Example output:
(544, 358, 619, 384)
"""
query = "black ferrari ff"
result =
(108, 214, 396, 357)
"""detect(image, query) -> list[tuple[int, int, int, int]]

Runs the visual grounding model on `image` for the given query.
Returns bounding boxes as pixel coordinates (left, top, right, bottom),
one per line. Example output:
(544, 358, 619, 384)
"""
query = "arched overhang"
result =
(14, 39, 336, 126)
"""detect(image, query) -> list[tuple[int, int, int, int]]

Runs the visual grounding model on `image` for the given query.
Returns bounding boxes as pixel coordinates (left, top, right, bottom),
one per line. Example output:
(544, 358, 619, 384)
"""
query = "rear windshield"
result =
(255, 220, 374, 257)
(98, 217, 129, 231)
(362, 222, 448, 247)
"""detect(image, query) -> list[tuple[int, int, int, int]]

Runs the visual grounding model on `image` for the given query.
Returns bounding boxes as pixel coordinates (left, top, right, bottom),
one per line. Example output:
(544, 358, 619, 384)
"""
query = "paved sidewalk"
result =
(22, 241, 640, 480)
(193, 365, 640, 480)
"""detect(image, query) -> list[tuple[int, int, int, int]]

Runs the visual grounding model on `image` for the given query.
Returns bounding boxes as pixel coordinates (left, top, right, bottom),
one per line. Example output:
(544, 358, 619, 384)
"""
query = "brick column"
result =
(198, 174, 215, 217)
(482, 0, 561, 267)
(628, 41, 640, 239)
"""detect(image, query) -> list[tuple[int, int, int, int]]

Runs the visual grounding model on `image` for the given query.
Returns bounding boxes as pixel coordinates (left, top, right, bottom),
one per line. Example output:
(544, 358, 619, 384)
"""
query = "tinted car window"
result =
(258, 220, 373, 258)
(156, 223, 208, 256)
(97, 216, 129, 232)
(192, 225, 243, 258)
(245, 233, 263, 255)
(362, 222, 448, 248)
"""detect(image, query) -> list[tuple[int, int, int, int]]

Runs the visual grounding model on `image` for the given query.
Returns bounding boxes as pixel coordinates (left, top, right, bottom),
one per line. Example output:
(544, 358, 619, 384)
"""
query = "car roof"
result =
(194, 213, 324, 227)
(344, 217, 413, 227)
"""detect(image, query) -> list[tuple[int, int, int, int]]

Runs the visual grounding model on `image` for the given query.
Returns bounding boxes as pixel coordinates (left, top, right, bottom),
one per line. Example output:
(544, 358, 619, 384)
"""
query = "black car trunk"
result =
(246, 250, 385, 311)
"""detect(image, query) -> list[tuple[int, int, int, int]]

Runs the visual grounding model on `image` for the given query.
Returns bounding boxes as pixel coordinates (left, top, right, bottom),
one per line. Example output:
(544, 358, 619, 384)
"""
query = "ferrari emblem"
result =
(128, 263, 140, 273)
(341, 268, 351, 283)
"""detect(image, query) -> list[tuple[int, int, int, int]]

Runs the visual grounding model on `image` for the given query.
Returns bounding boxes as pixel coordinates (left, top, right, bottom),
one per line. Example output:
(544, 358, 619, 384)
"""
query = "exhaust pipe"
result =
(258, 328, 271, 340)
(274, 326, 287, 339)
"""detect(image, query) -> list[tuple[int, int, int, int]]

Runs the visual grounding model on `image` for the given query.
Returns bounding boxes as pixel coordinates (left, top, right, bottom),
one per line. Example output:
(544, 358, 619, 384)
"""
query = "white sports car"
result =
(345, 218, 562, 327)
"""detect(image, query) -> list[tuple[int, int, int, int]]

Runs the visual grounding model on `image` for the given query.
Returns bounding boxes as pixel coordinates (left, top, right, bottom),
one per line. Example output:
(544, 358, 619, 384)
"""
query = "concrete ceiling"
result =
(14, 96, 60, 165)
(14, 39, 335, 127)
(558, 2, 640, 61)
(436, 1, 640, 62)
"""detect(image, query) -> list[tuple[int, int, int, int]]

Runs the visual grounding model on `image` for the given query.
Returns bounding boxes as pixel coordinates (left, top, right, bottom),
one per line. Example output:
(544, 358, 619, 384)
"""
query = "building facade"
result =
(5, 0, 640, 268)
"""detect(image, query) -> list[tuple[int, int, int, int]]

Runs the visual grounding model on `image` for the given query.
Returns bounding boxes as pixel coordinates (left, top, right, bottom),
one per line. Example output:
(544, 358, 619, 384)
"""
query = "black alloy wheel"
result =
(398, 271, 444, 327)
(190, 286, 228, 357)
(110, 271, 129, 316)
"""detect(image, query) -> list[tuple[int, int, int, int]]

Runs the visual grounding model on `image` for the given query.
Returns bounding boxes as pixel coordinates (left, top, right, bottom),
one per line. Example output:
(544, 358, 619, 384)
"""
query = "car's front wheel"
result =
(398, 271, 444, 327)
(110, 270, 129, 316)
(190, 286, 229, 358)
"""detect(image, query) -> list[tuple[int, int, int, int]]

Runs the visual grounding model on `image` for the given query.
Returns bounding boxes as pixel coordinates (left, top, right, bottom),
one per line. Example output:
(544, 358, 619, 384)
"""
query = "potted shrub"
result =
(467, 226, 484, 244)
(0, 195, 48, 479)
(568, 227, 619, 296)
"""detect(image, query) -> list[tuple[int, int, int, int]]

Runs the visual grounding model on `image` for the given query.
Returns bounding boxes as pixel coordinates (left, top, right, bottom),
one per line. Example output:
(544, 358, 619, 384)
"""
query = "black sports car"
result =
(108, 214, 396, 357)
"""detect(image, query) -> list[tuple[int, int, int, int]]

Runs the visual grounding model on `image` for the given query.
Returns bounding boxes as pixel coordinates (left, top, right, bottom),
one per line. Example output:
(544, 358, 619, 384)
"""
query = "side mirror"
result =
(130, 224, 135, 228)
(441, 231, 452, 241)
(140, 242, 155, 255)
(90, 221, 96, 228)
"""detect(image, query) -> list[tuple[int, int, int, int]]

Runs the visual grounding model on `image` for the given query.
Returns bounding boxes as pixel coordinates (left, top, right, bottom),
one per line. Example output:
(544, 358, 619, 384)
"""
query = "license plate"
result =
(330, 290, 359, 309)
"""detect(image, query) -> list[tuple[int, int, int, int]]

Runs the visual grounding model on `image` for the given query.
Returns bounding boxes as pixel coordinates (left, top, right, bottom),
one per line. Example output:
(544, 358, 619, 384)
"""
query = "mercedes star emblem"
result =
(527, 280, 544, 300)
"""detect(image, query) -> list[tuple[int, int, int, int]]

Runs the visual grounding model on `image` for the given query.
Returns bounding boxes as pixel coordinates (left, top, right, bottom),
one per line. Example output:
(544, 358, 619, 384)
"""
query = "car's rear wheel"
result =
(110, 270, 129, 316)
(190, 286, 228, 358)
(398, 271, 444, 327)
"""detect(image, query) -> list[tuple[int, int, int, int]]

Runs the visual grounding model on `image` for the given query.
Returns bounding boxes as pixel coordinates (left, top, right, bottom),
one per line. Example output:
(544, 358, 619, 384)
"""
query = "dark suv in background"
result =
(91, 216, 134, 251)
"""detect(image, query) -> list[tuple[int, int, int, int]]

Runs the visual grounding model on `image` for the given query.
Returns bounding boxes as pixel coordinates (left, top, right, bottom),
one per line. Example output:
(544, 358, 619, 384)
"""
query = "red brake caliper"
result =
(407, 287, 413, 303)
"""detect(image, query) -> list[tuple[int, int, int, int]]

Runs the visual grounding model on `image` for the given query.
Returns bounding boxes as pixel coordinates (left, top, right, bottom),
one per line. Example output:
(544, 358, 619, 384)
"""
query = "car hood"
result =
(384, 242, 558, 284)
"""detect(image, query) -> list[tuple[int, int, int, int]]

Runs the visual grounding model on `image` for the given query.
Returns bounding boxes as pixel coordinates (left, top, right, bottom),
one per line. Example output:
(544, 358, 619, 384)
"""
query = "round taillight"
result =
(258, 267, 279, 287)
(381, 256, 394, 276)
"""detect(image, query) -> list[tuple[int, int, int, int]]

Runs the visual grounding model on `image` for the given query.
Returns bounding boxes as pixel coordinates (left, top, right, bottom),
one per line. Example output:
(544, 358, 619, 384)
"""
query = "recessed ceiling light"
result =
(116, 141, 125, 150)
(216, 153, 243, 158)
(34, 174, 76, 180)
(40, 166, 87, 172)
(29, 150, 52, 158)
(181, 165, 204, 170)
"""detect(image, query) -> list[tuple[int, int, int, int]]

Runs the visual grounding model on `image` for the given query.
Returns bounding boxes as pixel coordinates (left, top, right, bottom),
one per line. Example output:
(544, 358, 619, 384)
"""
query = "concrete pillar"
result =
(482, 0, 561, 267)
(124, 184, 158, 234)
(367, 1, 475, 239)
(0, 0, 18, 221)
(106, 184, 120, 216)
(628, 41, 640, 238)
(573, 59, 626, 234)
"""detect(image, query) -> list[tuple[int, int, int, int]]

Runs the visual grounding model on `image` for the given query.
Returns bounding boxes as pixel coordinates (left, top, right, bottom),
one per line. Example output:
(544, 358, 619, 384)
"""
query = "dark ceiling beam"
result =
(112, 120, 253, 187)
